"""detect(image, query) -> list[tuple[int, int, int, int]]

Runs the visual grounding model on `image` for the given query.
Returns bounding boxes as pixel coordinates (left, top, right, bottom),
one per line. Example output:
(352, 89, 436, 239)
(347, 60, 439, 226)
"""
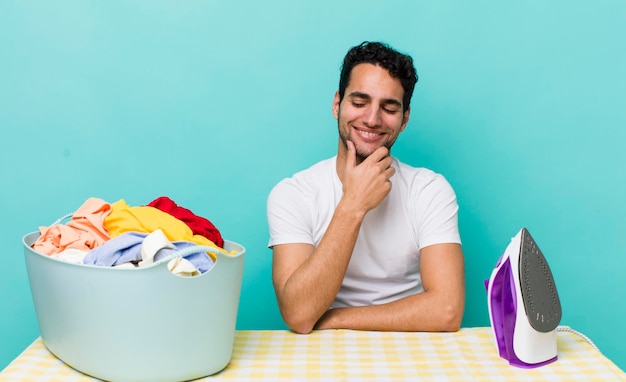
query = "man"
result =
(267, 41, 464, 334)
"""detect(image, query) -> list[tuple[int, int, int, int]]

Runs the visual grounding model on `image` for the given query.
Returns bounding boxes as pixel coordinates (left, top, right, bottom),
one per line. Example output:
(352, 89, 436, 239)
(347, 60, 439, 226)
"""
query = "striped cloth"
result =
(1, 327, 624, 381)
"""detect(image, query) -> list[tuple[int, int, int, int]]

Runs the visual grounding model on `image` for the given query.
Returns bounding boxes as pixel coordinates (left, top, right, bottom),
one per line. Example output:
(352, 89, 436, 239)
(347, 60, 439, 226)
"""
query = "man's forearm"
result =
(274, 144, 397, 334)
(274, 201, 366, 334)
(314, 289, 464, 332)
(314, 243, 466, 332)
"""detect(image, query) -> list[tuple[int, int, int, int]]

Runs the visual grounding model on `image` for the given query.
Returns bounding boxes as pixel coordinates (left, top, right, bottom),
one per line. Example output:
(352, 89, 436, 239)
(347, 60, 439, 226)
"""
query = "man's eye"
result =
(383, 107, 399, 114)
(352, 102, 365, 108)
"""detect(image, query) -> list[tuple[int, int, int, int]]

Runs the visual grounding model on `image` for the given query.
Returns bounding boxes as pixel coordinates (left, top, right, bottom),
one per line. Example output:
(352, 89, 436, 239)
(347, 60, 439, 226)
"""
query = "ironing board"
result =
(2, 327, 624, 381)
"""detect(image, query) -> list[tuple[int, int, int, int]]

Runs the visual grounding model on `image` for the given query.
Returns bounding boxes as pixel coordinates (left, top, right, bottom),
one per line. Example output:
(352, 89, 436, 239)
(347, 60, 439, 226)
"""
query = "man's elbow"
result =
(282, 311, 317, 334)
(440, 318, 462, 332)
(438, 302, 464, 332)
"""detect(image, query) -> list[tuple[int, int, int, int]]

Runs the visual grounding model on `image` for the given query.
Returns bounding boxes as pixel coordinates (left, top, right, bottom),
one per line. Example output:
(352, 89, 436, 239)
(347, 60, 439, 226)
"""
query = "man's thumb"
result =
(346, 140, 356, 168)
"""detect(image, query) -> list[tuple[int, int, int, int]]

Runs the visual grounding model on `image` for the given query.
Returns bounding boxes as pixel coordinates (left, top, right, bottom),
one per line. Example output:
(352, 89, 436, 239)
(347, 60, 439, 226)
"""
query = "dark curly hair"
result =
(338, 41, 418, 112)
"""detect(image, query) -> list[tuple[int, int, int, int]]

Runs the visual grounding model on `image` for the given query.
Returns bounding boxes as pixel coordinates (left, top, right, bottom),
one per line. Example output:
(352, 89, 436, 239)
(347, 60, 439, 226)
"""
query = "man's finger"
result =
(364, 146, 390, 164)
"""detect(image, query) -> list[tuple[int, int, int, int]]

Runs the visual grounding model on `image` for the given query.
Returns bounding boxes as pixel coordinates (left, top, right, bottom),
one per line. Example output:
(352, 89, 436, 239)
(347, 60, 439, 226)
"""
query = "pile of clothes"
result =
(32, 196, 231, 277)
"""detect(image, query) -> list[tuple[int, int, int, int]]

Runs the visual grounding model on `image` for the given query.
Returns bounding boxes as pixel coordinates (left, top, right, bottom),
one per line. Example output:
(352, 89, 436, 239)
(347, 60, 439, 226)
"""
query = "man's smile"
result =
(353, 127, 385, 142)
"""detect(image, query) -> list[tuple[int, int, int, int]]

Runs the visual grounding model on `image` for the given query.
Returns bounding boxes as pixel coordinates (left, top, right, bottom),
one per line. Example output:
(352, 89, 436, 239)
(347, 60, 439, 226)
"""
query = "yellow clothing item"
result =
(104, 199, 232, 259)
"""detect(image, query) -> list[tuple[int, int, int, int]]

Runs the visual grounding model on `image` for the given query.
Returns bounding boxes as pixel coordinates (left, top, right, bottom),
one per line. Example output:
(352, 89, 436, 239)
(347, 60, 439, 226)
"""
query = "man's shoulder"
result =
(394, 158, 442, 182)
(294, 156, 336, 177)
(277, 157, 336, 187)
(269, 157, 337, 199)
(393, 158, 456, 198)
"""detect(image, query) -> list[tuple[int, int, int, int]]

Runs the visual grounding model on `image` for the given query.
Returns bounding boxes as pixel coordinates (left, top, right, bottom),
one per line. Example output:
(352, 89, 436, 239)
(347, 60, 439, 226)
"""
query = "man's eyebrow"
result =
(347, 91, 371, 100)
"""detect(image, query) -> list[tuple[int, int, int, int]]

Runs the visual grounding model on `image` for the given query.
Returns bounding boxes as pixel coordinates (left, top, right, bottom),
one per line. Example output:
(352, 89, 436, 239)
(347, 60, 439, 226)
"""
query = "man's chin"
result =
(355, 142, 385, 158)
(340, 135, 390, 161)
(354, 146, 377, 162)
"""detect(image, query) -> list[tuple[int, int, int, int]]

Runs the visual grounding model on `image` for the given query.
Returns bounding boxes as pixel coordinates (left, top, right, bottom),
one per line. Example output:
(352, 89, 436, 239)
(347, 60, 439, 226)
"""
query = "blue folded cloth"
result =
(83, 231, 214, 273)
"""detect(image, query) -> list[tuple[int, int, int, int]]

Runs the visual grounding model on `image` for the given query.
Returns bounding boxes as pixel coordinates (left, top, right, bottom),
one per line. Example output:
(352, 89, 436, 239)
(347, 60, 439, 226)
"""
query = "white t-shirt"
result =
(267, 156, 461, 308)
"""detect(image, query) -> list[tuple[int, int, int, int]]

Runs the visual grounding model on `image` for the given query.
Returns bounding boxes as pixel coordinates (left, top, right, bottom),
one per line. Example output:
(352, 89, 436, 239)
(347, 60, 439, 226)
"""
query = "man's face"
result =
(333, 63, 410, 162)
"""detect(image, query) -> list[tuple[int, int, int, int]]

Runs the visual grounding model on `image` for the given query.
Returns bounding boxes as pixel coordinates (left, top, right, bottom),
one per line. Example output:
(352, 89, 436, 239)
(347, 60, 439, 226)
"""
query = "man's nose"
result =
(363, 105, 382, 127)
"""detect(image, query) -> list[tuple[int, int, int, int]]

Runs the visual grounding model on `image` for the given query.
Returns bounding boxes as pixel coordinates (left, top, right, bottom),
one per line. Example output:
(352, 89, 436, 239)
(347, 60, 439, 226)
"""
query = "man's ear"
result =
(400, 107, 411, 132)
(332, 91, 340, 120)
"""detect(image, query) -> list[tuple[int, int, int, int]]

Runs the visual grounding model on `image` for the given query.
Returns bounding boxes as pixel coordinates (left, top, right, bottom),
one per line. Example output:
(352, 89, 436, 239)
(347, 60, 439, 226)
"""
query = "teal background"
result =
(1, 0, 625, 372)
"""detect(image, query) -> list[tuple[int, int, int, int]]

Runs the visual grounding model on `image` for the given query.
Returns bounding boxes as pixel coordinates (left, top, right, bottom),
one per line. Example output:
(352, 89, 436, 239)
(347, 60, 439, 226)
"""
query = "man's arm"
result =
(314, 242, 465, 332)
(272, 142, 394, 334)
(271, 207, 361, 334)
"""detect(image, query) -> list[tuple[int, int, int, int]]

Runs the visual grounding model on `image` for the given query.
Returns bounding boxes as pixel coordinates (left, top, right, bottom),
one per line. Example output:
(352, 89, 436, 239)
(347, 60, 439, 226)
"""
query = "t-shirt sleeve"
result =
(266, 179, 315, 248)
(412, 174, 461, 249)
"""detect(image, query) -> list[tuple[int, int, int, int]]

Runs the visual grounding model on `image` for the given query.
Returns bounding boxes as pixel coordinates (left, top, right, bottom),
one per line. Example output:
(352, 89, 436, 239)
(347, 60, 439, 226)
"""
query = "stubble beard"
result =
(337, 121, 395, 163)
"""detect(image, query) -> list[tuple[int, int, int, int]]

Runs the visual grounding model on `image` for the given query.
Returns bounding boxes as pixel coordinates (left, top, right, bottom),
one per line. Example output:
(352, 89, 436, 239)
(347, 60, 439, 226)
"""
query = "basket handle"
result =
(51, 212, 75, 225)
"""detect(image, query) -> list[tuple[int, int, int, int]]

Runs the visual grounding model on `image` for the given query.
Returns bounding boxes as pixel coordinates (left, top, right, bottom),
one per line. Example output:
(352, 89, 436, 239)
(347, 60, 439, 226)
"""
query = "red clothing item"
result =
(147, 196, 224, 248)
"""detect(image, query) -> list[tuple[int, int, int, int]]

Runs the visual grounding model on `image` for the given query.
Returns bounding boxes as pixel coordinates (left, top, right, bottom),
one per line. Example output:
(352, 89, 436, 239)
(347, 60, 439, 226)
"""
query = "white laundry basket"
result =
(22, 231, 245, 382)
